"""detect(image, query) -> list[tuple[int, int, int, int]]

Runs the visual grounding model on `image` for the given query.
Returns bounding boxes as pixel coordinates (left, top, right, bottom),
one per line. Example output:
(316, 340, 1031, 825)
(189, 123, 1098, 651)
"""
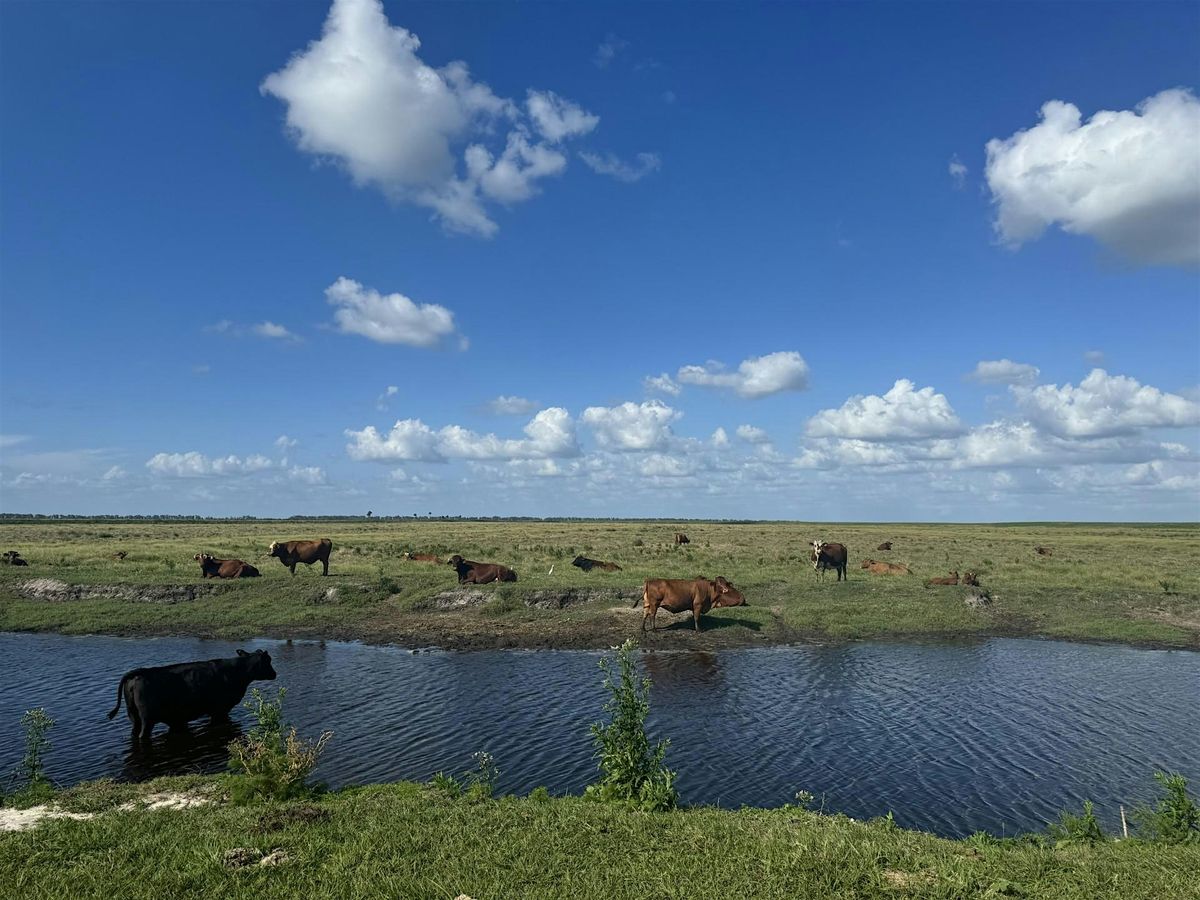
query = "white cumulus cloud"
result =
(643, 373, 681, 396)
(581, 400, 680, 451)
(260, 0, 599, 237)
(676, 351, 809, 399)
(985, 87, 1200, 267)
(146, 452, 276, 477)
(346, 408, 578, 462)
(1012, 368, 1200, 438)
(807, 379, 963, 442)
(966, 359, 1041, 386)
(488, 395, 538, 415)
(326, 276, 459, 347)
(736, 425, 770, 444)
(252, 321, 301, 341)
(526, 90, 599, 143)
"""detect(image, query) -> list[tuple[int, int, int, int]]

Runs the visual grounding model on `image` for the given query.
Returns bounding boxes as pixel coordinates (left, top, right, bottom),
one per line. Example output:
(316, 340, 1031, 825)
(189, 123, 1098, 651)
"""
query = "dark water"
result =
(1, 632, 1197, 838)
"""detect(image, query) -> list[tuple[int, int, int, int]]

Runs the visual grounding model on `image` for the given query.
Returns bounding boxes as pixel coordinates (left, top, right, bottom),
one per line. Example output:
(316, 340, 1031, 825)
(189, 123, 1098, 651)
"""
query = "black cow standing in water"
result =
(107, 649, 277, 739)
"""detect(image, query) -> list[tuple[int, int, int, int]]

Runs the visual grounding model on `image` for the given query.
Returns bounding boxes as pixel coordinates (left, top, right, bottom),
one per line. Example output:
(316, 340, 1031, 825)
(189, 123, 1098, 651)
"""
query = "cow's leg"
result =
(289, 563, 297, 576)
(693, 605, 702, 632)
(139, 718, 155, 740)
(321, 558, 329, 576)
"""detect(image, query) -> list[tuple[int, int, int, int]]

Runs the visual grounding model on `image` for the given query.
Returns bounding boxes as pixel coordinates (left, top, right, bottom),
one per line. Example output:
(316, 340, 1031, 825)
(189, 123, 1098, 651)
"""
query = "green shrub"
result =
(227, 687, 332, 803)
(584, 639, 677, 812)
(1047, 799, 1106, 845)
(1133, 772, 1200, 843)
(529, 786, 551, 802)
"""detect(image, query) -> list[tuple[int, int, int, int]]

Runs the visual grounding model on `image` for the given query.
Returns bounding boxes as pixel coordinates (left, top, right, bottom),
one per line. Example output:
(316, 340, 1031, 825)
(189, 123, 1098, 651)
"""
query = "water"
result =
(1, 632, 1196, 838)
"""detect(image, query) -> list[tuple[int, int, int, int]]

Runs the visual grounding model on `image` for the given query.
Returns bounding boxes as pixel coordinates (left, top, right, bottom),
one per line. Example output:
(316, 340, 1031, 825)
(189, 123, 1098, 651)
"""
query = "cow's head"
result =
(571, 556, 587, 568)
(446, 555, 465, 568)
(811, 540, 827, 569)
(236, 648, 277, 680)
(711, 576, 746, 607)
(268, 541, 282, 557)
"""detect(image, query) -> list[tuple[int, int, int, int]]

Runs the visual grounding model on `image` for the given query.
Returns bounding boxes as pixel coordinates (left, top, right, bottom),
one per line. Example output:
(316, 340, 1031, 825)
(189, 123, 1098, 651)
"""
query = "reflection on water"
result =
(0, 632, 1197, 838)
(120, 718, 243, 781)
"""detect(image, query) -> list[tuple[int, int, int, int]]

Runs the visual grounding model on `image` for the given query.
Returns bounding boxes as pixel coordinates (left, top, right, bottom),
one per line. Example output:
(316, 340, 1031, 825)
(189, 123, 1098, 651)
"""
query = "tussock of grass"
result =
(2, 777, 1198, 899)
(1, 520, 1197, 649)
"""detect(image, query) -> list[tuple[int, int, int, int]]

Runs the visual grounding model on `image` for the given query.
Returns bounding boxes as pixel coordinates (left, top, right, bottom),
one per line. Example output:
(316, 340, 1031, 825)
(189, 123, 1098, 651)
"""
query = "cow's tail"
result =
(107, 673, 129, 720)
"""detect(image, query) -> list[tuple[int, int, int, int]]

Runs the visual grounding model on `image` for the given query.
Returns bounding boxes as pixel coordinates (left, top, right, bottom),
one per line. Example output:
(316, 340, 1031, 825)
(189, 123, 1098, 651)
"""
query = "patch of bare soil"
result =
(18, 579, 225, 604)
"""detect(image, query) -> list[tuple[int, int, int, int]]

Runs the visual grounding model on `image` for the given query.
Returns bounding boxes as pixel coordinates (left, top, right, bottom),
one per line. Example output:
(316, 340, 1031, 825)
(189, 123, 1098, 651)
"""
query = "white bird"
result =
(548, 565, 554, 575)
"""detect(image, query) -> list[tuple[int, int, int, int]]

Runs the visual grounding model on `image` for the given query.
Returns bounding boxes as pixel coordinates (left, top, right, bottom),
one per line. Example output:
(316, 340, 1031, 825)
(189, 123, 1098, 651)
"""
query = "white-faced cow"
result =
(811, 540, 849, 581)
(641, 576, 746, 632)
(107, 649, 277, 739)
(268, 538, 333, 576)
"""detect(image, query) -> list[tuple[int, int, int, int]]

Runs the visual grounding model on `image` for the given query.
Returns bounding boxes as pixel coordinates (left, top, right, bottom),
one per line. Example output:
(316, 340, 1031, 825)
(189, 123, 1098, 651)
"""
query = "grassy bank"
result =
(3, 776, 1199, 899)
(1, 520, 1197, 650)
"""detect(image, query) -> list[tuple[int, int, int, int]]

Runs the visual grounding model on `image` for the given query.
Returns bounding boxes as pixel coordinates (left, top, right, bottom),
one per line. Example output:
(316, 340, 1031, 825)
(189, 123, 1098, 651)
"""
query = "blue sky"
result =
(1, 0, 1198, 520)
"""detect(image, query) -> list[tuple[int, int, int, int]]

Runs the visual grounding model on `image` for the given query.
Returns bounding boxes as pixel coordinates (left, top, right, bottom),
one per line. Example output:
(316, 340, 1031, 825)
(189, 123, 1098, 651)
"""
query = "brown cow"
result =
(962, 571, 981, 587)
(860, 559, 911, 576)
(2, 550, 28, 566)
(447, 554, 517, 584)
(642, 576, 746, 632)
(572, 555, 622, 572)
(877, 541, 893, 551)
(402, 552, 441, 563)
(810, 541, 849, 581)
(674, 532, 690, 547)
(926, 571, 960, 586)
(268, 539, 333, 576)
(194, 553, 260, 579)
(1035, 546, 1053, 556)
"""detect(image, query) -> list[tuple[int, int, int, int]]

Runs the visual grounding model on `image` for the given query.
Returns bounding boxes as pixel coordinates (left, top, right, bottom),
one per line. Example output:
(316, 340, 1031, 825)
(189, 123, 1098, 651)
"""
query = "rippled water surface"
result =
(1, 633, 1196, 837)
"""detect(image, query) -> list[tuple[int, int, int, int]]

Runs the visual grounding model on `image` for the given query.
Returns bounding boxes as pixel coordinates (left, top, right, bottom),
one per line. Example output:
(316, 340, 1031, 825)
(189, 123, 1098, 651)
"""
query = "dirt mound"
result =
(18, 579, 223, 604)
(424, 588, 492, 610)
(524, 587, 641, 610)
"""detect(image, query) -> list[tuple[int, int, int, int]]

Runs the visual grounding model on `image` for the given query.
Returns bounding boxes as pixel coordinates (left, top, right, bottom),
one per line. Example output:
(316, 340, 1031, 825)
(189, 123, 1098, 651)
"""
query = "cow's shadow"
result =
(655, 615, 761, 633)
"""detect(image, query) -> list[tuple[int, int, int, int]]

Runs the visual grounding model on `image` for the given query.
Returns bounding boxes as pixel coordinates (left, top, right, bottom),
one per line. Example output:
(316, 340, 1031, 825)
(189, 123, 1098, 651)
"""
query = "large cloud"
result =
(326, 277, 459, 347)
(676, 351, 809, 398)
(261, 0, 598, 236)
(580, 401, 680, 451)
(806, 379, 963, 442)
(346, 408, 578, 462)
(985, 88, 1200, 267)
(146, 452, 276, 477)
(1012, 369, 1200, 438)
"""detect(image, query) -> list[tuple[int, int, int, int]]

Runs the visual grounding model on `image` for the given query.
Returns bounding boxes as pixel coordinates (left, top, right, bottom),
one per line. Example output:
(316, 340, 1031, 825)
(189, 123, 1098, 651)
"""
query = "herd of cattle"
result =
(3, 529, 1028, 740)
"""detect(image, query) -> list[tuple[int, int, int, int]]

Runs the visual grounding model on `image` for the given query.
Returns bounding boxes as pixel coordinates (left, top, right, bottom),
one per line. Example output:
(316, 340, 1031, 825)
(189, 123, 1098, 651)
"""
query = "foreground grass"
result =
(0, 519, 1197, 650)
(3, 777, 1198, 899)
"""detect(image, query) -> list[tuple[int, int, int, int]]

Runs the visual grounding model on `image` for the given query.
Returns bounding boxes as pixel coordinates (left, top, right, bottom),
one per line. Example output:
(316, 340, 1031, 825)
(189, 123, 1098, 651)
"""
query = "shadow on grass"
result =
(654, 615, 762, 633)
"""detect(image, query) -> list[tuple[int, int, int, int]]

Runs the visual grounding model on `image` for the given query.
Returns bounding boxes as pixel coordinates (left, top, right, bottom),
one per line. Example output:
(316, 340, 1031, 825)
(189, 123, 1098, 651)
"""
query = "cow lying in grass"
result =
(572, 556, 622, 572)
(926, 571, 960, 586)
(860, 559, 911, 576)
(447, 554, 517, 584)
(194, 553, 260, 579)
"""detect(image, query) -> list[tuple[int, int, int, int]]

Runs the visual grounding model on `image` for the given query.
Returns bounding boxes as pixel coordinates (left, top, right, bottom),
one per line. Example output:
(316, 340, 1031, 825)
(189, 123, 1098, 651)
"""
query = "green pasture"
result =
(0, 520, 1197, 648)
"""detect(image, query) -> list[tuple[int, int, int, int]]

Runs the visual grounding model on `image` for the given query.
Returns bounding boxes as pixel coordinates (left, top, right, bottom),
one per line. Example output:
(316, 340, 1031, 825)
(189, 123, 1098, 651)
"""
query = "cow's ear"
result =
(237, 649, 247, 656)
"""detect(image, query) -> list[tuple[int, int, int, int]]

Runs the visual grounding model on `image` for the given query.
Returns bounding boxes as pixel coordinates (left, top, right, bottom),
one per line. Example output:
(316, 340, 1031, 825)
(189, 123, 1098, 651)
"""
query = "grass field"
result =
(1, 519, 1197, 650)
(3, 775, 1199, 899)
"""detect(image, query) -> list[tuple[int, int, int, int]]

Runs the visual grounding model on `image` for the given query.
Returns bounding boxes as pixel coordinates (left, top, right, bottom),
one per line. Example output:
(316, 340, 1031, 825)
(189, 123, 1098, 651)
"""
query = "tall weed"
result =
(584, 639, 677, 812)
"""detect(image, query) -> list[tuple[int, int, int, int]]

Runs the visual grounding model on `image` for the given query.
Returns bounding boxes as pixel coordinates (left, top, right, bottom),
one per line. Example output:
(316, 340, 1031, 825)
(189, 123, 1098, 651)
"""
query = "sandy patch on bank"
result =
(0, 791, 211, 832)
